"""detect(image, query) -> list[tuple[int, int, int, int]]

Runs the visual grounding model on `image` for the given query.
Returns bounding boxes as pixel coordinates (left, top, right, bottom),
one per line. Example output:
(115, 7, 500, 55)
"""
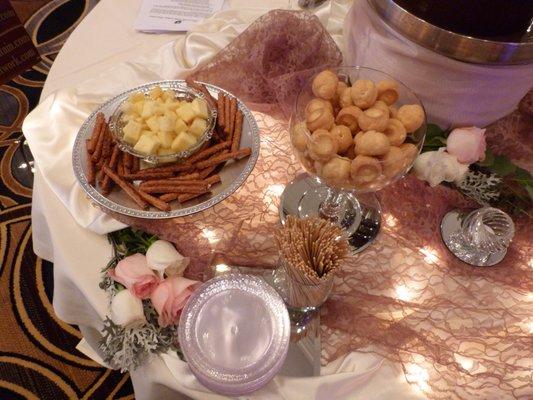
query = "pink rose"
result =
(446, 126, 486, 164)
(108, 254, 160, 299)
(151, 276, 202, 327)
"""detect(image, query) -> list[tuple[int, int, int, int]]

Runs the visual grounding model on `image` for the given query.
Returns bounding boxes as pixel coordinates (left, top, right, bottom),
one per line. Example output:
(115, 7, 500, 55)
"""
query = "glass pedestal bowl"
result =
(280, 66, 426, 253)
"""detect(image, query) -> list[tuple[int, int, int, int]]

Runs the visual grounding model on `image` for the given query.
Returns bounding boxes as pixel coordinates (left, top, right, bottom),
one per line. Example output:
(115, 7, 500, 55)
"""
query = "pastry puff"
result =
(291, 121, 310, 152)
(338, 87, 353, 108)
(312, 70, 339, 100)
(308, 129, 338, 161)
(306, 108, 334, 132)
(335, 106, 362, 132)
(358, 107, 389, 132)
(397, 104, 425, 133)
(383, 118, 407, 146)
(380, 146, 404, 178)
(321, 156, 352, 185)
(400, 143, 418, 165)
(330, 125, 353, 153)
(305, 98, 333, 119)
(350, 155, 383, 185)
(376, 80, 399, 105)
(350, 79, 377, 109)
(333, 82, 348, 108)
(354, 130, 390, 156)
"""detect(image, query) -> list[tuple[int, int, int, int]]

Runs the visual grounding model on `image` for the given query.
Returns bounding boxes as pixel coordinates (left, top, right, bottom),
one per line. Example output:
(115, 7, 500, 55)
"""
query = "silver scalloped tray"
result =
(72, 80, 260, 219)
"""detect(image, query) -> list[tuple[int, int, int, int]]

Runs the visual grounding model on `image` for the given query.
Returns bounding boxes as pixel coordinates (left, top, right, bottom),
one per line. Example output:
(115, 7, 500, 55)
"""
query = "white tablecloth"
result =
(26, 0, 424, 398)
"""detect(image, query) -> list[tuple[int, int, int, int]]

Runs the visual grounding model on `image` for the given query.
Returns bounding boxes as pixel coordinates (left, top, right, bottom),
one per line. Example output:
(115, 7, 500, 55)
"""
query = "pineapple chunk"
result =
(159, 112, 177, 132)
(174, 118, 187, 134)
(157, 131, 175, 148)
(149, 86, 164, 100)
(158, 147, 176, 156)
(134, 135, 160, 155)
(171, 131, 197, 152)
(132, 101, 144, 115)
(155, 102, 166, 116)
(162, 90, 175, 101)
(146, 116, 160, 132)
(141, 101, 158, 118)
(188, 117, 207, 137)
(122, 120, 142, 145)
(176, 103, 196, 124)
(128, 92, 145, 103)
(191, 98, 209, 119)
(164, 98, 180, 111)
(121, 102, 134, 113)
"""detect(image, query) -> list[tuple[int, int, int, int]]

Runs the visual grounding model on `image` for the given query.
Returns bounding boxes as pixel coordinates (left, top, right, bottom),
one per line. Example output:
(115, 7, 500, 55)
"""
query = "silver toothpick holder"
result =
(440, 207, 515, 267)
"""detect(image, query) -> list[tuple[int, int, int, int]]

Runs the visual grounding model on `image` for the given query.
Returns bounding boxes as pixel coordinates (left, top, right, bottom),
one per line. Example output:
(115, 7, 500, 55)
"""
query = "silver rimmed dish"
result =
(108, 82, 216, 164)
(72, 80, 260, 219)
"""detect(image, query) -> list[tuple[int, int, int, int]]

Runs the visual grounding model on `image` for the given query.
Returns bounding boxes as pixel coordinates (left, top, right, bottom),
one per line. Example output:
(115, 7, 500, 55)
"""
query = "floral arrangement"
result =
(99, 228, 201, 371)
(413, 124, 532, 216)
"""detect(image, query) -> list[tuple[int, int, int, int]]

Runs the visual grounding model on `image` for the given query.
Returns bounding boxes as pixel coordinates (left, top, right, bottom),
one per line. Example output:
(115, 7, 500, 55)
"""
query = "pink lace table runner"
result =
(107, 10, 532, 399)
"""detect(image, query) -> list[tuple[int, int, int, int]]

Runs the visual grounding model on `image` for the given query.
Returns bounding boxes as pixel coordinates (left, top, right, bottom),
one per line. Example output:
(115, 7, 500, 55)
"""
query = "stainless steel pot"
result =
(369, 0, 533, 65)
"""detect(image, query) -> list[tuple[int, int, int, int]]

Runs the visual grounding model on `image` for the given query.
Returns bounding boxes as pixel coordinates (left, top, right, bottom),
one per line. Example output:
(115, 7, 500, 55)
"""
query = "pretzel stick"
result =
(185, 79, 217, 108)
(91, 120, 107, 162)
(141, 185, 208, 194)
(87, 149, 96, 185)
(138, 162, 194, 174)
(172, 172, 201, 180)
(121, 153, 130, 175)
(198, 165, 217, 179)
(123, 171, 175, 181)
(102, 124, 112, 159)
(117, 153, 125, 176)
(231, 110, 244, 152)
(123, 152, 133, 170)
(217, 94, 225, 130)
(204, 174, 221, 187)
(131, 156, 140, 173)
(134, 187, 171, 212)
(159, 193, 180, 202)
(195, 147, 251, 169)
(224, 95, 231, 135)
(101, 145, 121, 194)
(188, 141, 231, 164)
(178, 190, 210, 203)
(229, 97, 237, 137)
(102, 166, 148, 209)
(87, 113, 104, 154)
(139, 179, 209, 190)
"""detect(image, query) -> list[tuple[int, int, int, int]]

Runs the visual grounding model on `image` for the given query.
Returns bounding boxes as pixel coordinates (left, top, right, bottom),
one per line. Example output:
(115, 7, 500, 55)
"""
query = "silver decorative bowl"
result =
(108, 81, 217, 165)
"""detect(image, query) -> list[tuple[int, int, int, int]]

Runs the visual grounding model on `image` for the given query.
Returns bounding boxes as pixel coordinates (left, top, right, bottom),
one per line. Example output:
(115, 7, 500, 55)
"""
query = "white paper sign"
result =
(135, 0, 224, 32)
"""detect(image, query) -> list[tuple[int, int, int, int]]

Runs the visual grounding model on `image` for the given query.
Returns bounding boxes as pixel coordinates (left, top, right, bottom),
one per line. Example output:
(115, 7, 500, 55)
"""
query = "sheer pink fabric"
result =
(108, 11, 532, 399)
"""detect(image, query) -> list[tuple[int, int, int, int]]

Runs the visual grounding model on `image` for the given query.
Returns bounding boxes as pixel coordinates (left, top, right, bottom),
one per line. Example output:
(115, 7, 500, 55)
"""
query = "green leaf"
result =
(491, 154, 517, 177)
(426, 123, 447, 140)
(477, 149, 495, 167)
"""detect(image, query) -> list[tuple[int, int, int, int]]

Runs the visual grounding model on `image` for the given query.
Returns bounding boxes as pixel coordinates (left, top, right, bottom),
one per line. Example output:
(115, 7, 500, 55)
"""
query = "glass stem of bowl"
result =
(318, 187, 345, 223)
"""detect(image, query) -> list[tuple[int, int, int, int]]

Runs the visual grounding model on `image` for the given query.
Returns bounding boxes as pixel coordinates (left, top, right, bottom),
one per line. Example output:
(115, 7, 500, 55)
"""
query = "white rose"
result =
(110, 289, 146, 328)
(413, 148, 468, 187)
(146, 240, 189, 277)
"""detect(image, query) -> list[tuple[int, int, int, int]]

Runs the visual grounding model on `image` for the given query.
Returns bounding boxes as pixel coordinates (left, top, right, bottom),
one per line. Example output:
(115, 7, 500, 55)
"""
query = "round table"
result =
(29, 0, 425, 399)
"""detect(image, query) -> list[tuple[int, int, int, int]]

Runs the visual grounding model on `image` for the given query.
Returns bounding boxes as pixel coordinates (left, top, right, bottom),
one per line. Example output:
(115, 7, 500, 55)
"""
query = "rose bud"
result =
(151, 277, 202, 327)
(108, 253, 160, 299)
(110, 289, 146, 328)
(446, 126, 486, 164)
(146, 240, 189, 278)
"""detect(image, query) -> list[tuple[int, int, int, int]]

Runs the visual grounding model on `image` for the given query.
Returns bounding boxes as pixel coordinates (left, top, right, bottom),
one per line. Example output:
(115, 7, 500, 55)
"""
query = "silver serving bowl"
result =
(108, 82, 216, 165)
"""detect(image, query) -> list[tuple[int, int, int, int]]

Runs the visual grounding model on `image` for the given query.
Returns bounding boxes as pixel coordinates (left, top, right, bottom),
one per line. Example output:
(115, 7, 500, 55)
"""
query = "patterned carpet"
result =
(1, 1, 135, 398)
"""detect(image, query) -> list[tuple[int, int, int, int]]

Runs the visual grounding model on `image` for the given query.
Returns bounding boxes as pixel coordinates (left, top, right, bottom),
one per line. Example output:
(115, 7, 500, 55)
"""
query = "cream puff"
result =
(306, 108, 334, 132)
(383, 118, 407, 146)
(376, 80, 399, 105)
(291, 121, 310, 152)
(321, 156, 352, 185)
(397, 104, 424, 133)
(330, 125, 353, 153)
(350, 79, 377, 109)
(350, 155, 383, 185)
(357, 107, 389, 132)
(308, 129, 339, 161)
(335, 106, 362, 132)
(312, 70, 339, 100)
(354, 130, 390, 156)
